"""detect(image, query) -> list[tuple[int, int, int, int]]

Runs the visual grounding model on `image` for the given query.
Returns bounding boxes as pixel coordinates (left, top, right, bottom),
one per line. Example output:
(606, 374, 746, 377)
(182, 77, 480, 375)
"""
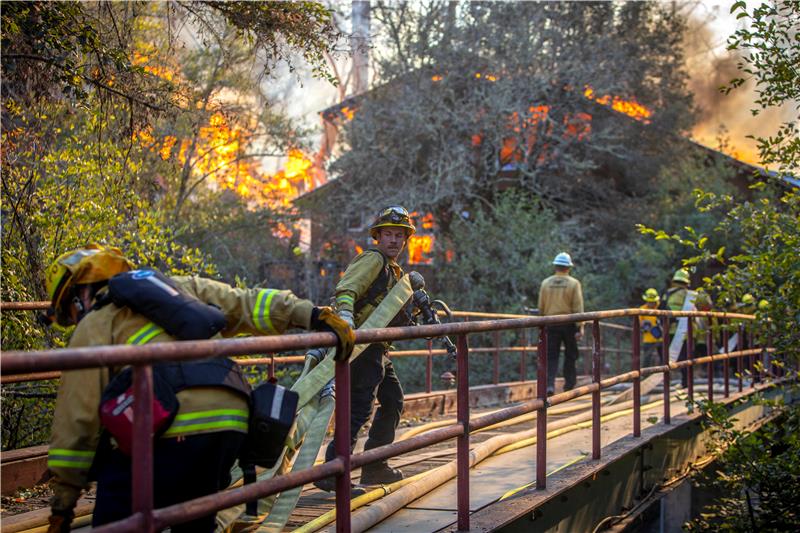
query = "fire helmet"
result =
(642, 288, 660, 303)
(369, 206, 416, 240)
(45, 244, 134, 325)
(552, 252, 573, 267)
(672, 269, 690, 285)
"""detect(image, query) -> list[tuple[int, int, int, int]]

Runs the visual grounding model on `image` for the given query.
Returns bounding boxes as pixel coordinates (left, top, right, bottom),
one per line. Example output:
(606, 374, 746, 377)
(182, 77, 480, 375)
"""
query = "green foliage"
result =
(640, 4, 800, 529)
(686, 393, 800, 532)
(437, 189, 564, 312)
(186, 1, 340, 83)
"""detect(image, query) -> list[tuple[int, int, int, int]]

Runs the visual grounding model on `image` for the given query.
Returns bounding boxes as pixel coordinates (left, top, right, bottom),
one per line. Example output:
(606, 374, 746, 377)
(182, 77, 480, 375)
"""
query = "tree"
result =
(322, 2, 692, 220)
(0, 1, 341, 449)
(303, 1, 713, 311)
(637, 2, 799, 527)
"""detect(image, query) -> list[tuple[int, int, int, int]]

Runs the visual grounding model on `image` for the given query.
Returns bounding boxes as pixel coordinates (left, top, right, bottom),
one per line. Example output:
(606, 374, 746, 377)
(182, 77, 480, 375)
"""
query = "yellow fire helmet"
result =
(672, 268, 690, 285)
(45, 244, 134, 325)
(642, 288, 660, 303)
(369, 205, 416, 239)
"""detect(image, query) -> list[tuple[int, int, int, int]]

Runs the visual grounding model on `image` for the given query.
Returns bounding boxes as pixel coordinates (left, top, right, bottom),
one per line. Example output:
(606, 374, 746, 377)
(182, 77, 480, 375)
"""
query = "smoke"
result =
(682, 2, 797, 165)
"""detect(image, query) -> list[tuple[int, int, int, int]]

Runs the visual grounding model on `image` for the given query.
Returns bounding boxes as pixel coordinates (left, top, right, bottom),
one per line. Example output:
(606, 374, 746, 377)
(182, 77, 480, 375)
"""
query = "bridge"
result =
(1, 304, 794, 532)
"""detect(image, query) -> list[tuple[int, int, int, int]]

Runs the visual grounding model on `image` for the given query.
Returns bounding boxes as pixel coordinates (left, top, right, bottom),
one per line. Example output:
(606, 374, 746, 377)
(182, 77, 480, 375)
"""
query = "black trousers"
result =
(325, 344, 404, 462)
(92, 431, 245, 532)
(547, 324, 579, 391)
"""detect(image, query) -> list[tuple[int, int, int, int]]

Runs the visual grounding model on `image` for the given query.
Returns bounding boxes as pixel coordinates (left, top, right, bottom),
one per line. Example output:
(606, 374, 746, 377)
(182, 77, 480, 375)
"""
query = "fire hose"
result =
(297, 394, 673, 533)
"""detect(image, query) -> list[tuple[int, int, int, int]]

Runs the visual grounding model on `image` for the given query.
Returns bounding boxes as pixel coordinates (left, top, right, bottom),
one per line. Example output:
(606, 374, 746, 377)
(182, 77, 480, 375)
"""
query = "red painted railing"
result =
(0, 308, 769, 532)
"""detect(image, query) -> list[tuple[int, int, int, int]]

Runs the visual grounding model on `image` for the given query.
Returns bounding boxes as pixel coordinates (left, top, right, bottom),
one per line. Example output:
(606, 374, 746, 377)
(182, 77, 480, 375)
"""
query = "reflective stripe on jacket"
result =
(48, 276, 314, 512)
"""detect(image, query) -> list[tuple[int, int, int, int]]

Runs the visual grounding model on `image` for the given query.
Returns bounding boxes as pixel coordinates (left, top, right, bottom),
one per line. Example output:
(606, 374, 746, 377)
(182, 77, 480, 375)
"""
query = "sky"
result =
(266, 1, 796, 171)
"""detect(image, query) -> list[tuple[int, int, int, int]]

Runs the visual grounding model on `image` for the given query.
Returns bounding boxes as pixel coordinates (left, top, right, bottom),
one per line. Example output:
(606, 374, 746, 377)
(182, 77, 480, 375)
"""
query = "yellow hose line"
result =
(493, 398, 666, 455)
(498, 452, 589, 501)
(398, 392, 613, 442)
(292, 471, 430, 533)
(309, 395, 674, 533)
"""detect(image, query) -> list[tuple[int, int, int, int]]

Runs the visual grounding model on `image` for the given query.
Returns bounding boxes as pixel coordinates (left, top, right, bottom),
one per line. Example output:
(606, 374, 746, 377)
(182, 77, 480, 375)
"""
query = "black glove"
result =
(311, 307, 356, 361)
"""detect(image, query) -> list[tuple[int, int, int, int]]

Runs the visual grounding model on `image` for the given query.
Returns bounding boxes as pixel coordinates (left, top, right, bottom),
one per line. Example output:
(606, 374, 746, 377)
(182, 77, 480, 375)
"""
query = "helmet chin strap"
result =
(71, 294, 88, 323)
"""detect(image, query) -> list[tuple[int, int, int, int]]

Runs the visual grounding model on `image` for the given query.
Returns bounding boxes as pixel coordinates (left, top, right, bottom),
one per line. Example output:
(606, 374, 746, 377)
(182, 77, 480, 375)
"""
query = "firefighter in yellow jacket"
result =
(639, 288, 663, 367)
(44, 244, 354, 533)
(314, 206, 415, 493)
(538, 252, 584, 395)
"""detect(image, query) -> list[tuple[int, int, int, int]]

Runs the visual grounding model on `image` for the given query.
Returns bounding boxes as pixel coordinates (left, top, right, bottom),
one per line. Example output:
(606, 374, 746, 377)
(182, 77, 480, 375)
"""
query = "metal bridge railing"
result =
(0, 304, 628, 389)
(0, 308, 771, 532)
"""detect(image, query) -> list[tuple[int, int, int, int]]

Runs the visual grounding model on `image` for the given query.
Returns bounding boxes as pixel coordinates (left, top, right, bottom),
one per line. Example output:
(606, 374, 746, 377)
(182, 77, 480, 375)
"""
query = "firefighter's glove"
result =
(311, 307, 355, 362)
(47, 510, 73, 533)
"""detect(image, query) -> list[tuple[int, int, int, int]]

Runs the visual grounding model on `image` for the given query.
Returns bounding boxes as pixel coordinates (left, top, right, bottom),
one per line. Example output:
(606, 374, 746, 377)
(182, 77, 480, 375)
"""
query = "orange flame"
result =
(408, 234, 434, 265)
(583, 87, 651, 123)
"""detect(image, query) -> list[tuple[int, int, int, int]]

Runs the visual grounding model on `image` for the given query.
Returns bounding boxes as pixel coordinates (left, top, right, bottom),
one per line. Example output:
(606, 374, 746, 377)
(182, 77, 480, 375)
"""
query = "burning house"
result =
(293, 73, 762, 300)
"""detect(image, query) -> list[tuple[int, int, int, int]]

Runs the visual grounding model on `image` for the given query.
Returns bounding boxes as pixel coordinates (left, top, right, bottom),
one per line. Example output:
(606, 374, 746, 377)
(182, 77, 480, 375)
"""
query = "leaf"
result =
(730, 1, 746, 14)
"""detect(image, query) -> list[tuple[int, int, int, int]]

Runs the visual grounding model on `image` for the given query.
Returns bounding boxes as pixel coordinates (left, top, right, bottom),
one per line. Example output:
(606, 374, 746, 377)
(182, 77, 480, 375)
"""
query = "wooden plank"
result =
(1, 445, 48, 464)
(1, 456, 49, 496)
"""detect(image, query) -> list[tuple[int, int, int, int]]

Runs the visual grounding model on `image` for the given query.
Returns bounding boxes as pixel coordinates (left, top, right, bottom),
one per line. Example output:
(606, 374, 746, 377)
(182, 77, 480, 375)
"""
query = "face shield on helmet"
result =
(369, 205, 416, 240)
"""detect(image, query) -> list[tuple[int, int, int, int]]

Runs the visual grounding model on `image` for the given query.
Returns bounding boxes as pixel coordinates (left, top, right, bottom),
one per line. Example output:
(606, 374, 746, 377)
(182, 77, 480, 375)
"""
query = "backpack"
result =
(96, 269, 297, 468)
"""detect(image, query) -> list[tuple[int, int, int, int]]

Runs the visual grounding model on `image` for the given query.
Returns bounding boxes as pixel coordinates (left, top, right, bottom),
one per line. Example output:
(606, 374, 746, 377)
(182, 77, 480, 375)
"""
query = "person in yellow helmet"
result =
(314, 205, 416, 493)
(639, 288, 662, 367)
(44, 244, 354, 533)
(661, 268, 711, 387)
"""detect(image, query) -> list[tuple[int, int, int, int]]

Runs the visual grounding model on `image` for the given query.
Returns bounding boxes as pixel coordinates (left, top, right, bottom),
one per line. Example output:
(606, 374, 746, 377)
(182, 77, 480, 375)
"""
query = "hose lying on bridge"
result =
(302, 394, 672, 533)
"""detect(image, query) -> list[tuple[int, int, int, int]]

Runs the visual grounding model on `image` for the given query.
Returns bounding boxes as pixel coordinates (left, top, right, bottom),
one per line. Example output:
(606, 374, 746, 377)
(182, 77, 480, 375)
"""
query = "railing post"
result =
(632, 317, 641, 438)
(687, 317, 694, 404)
(456, 334, 470, 531)
(749, 323, 756, 384)
(661, 316, 671, 424)
(707, 328, 714, 403)
(335, 357, 351, 533)
(592, 320, 601, 460)
(520, 329, 528, 382)
(132, 365, 154, 533)
(536, 326, 548, 489)
(493, 331, 500, 385)
(269, 355, 276, 381)
(426, 339, 433, 394)
(738, 323, 745, 392)
(723, 319, 730, 398)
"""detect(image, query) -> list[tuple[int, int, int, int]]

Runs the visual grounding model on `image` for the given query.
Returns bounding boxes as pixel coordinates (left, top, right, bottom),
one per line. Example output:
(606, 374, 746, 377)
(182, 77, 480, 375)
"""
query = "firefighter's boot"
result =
(313, 476, 368, 497)
(360, 461, 404, 485)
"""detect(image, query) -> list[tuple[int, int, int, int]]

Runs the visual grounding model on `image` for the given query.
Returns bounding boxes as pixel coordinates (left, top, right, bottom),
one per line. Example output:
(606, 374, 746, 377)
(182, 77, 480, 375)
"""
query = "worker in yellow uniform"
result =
(639, 288, 663, 367)
(44, 244, 354, 533)
(661, 268, 710, 387)
(314, 206, 416, 493)
(538, 252, 584, 396)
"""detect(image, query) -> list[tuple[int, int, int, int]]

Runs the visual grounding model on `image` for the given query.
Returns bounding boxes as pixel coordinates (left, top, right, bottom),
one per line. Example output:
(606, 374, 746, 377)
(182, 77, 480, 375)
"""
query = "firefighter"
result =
(639, 288, 662, 368)
(314, 205, 415, 493)
(44, 244, 354, 533)
(662, 268, 710, 387)
(538, 252, 584, 396)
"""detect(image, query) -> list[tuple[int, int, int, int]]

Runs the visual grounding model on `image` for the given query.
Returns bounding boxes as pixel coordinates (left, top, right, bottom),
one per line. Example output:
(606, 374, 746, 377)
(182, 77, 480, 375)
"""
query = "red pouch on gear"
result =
(99, 367, 179, 455)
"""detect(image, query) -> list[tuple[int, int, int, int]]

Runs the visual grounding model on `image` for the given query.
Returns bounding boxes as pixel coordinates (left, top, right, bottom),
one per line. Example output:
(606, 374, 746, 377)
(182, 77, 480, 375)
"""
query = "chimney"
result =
(351, 1, 370, 95)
